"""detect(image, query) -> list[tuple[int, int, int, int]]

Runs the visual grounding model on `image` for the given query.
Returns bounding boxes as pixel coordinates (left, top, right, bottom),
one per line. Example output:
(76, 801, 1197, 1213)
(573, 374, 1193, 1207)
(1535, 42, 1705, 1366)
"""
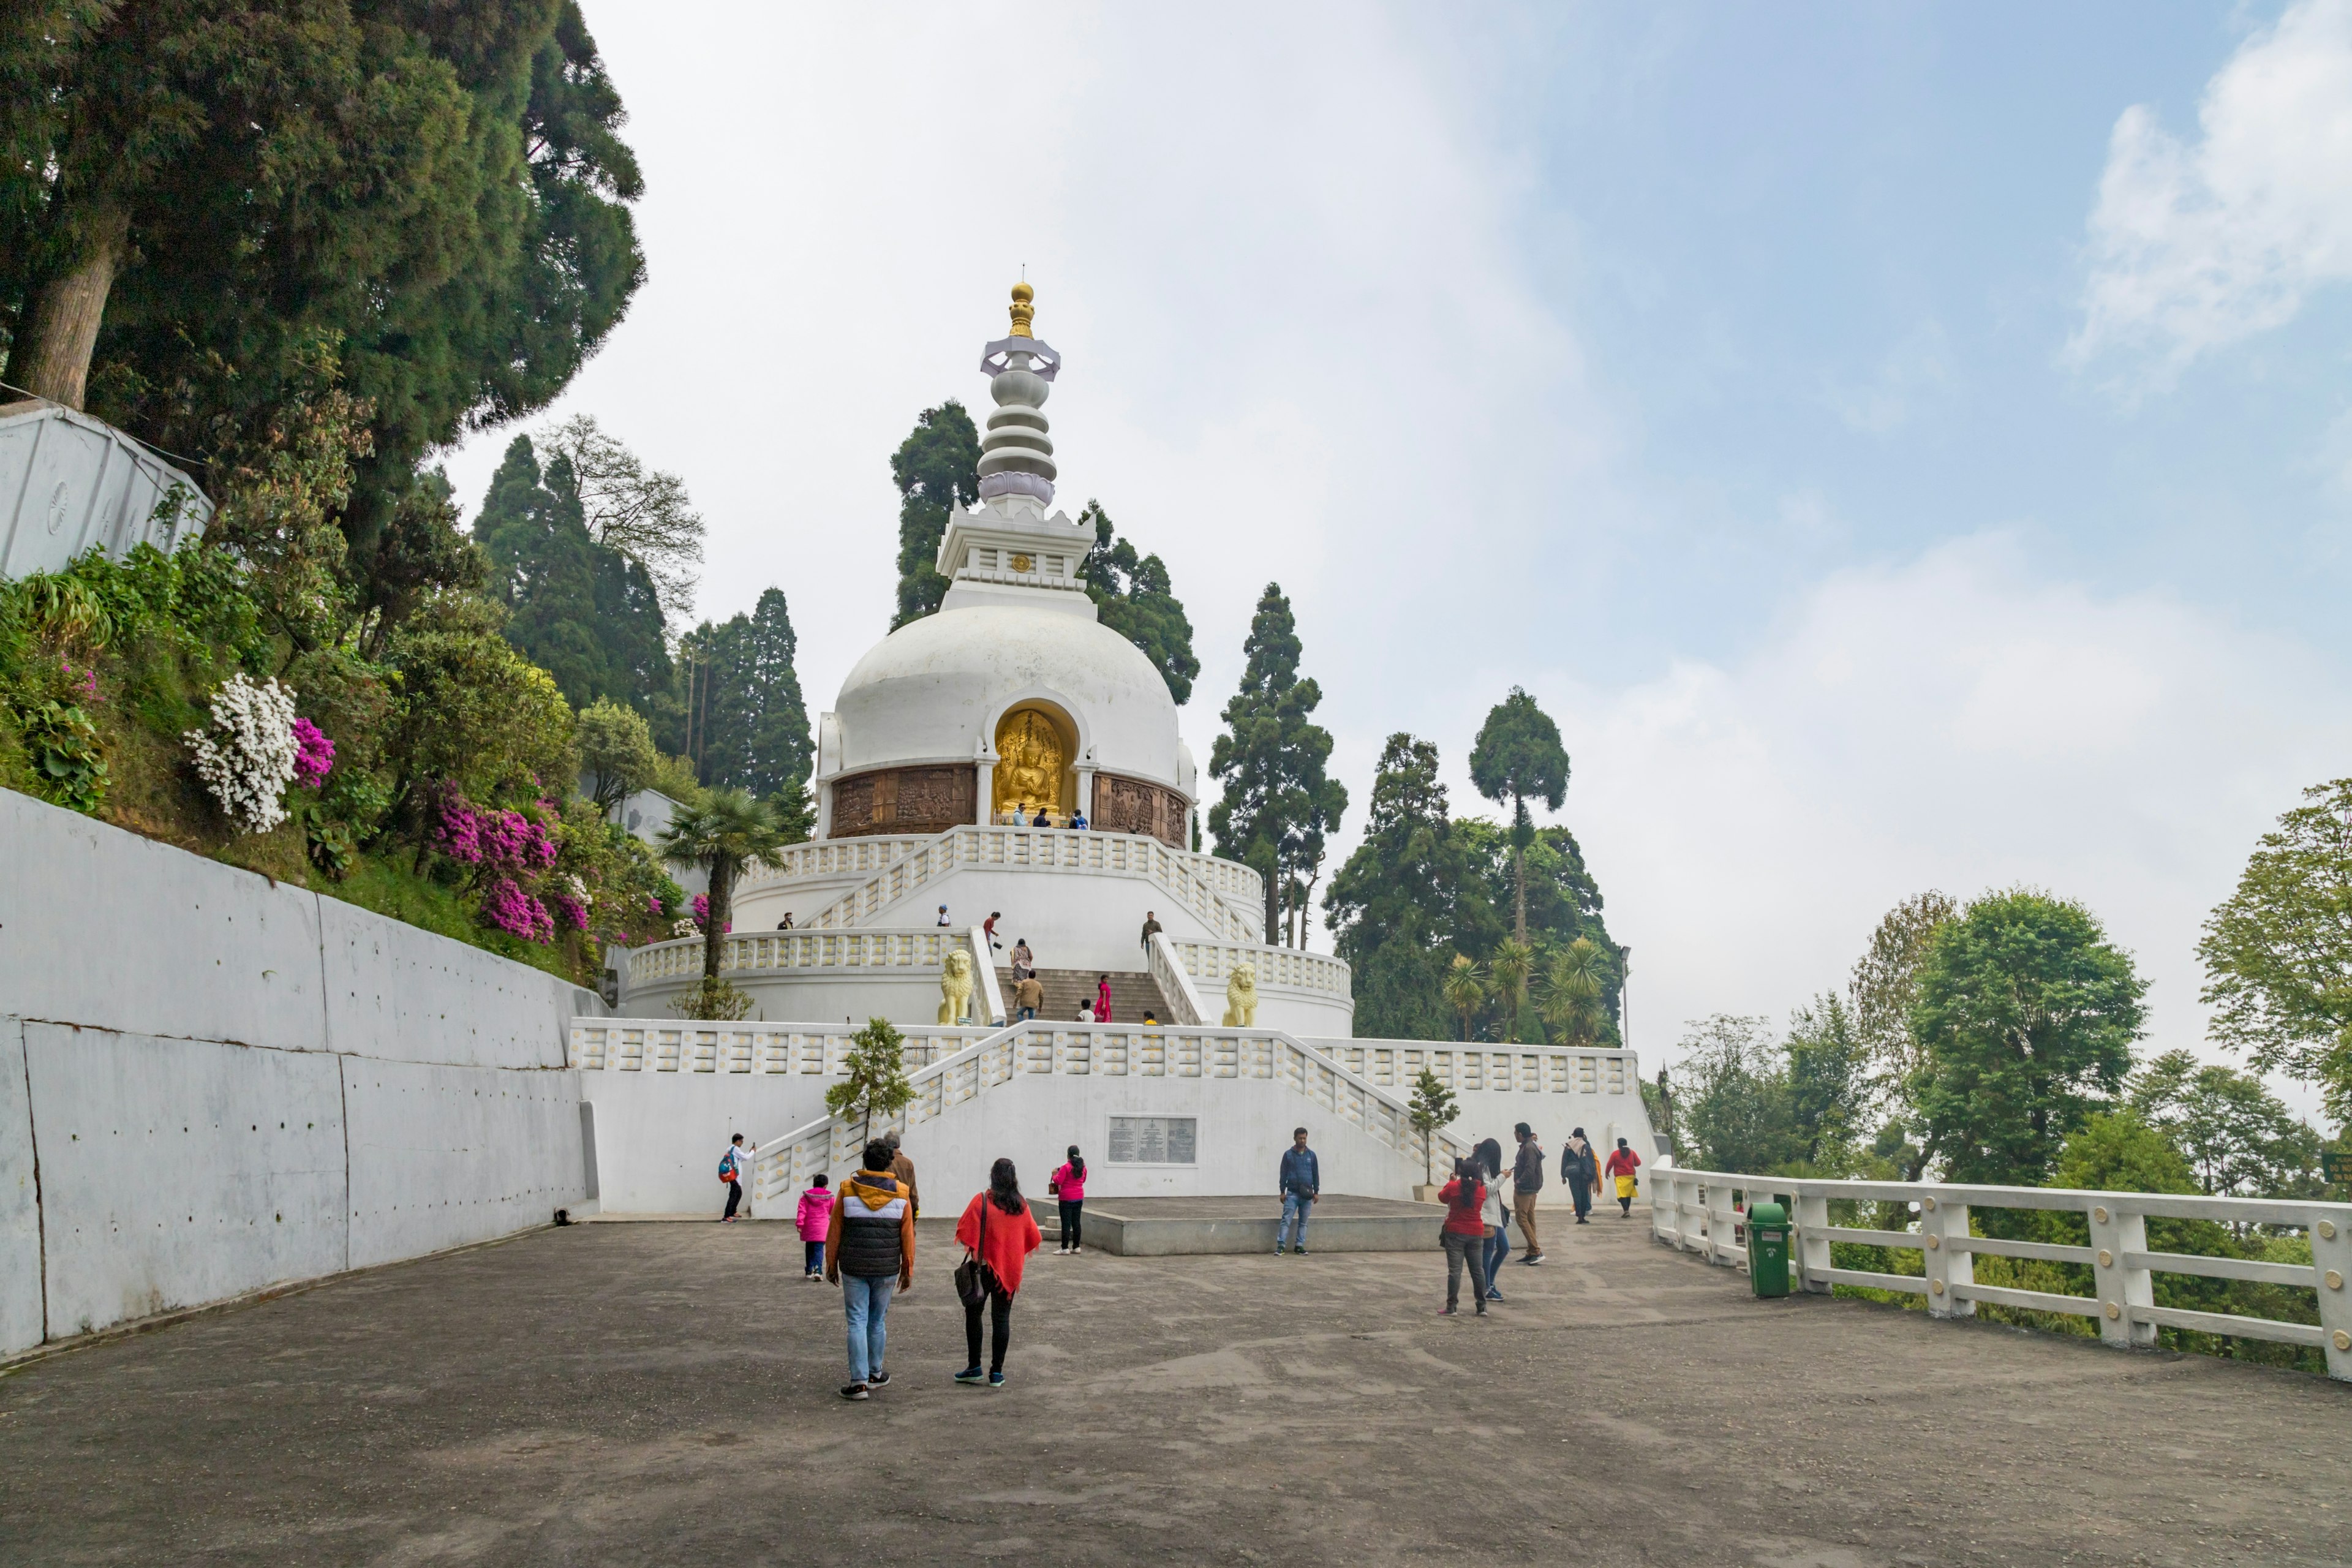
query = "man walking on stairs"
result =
(1139, 911, 1162, 952)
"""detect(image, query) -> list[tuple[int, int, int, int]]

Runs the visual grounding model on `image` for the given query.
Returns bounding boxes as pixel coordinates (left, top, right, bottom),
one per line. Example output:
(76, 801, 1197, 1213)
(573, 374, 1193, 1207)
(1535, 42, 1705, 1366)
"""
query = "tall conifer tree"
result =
(889, 401, 981, 627)
(1079, 499, 1199, 704)
(1325, 734, 1480, 1039)
(1209, 584, 1346, 944)
(1469, 687, 1570, 943)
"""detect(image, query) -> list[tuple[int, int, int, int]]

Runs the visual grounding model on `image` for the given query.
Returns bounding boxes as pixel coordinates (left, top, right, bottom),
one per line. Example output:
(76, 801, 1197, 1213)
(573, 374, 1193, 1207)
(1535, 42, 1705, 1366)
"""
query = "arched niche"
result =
(991, 700, 1081, 820)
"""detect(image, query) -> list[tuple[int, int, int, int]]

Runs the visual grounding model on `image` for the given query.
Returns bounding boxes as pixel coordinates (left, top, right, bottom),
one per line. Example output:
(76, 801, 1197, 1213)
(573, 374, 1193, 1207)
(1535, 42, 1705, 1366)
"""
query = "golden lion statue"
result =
(939, 948, 975, 1024)
(1222, 961, 1258, 1027)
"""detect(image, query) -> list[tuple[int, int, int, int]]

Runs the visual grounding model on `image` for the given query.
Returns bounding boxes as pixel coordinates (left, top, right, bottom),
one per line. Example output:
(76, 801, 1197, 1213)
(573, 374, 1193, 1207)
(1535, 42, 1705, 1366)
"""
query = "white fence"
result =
(1310, 1039, 1635, 1101)
(1167, 937, 1350, 1000)
(1650, 1166, 2352, 1382)
(747, 1020, 1471, 1208)
(571, 1019, 997, 1076)
(627, 926, 971, 989)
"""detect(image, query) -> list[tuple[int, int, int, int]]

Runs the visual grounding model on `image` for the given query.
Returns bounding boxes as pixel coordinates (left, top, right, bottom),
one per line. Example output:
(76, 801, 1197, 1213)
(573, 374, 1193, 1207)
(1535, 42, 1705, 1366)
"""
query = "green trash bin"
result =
(1746, 1200, 1791, 1298)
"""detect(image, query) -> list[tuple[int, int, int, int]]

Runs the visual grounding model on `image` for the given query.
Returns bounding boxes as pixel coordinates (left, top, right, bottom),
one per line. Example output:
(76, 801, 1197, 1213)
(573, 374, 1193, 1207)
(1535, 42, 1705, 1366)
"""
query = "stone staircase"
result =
(998, 965, 1173, 1025)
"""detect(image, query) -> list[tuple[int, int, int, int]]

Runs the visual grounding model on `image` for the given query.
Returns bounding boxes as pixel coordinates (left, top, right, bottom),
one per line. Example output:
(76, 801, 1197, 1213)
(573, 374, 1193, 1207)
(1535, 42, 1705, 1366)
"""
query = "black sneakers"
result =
(840, 1383, 869, 1401)
(866, 1370, 891, 1389)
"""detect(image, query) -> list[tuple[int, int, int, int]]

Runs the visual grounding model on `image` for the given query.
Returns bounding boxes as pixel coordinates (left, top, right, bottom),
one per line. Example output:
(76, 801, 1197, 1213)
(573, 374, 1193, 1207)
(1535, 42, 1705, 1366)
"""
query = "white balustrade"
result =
(1168, 937, 1351, 999)
(571, 1020, 996, 1076)
(626, 927, 963, 989)
(1147, 930, 1207, 1025)
(1649, 1166, 2352, 1382)
(733, 835, 935, 897)
(1305, 1038, 1639, 1100)
(742, 1020, 1472, 1208)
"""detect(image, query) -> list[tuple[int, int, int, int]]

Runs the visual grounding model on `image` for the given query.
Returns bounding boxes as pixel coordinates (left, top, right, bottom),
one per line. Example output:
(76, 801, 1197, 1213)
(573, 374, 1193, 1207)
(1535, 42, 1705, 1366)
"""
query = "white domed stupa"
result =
(628, 285, 1354, 1037)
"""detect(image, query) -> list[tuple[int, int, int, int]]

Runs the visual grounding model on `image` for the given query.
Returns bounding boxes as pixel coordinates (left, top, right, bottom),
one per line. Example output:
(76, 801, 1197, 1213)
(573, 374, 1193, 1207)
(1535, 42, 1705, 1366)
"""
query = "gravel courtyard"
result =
(2, 1208, 2344, 1566)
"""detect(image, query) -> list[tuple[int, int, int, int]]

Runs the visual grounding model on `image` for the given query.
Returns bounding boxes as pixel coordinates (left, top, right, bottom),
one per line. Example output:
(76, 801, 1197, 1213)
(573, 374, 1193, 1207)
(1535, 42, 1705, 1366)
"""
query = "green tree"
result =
(1912, 889, 2147, 1185)
(1847, 889, 1958, 1162)
(1784, 993, 1871, 1166)
(1538, 937, 1615, 1049)
(1208, 584, 1346, 944)
(578, 697, 657, 813)
(889, 401, 980, 627)
(1325, 734, 1490, 1040)
(1441, 954, 1488, 1043)
(827, 1016, 916, 1143)
(2198, 778, 2352, 1122)
(1676, 1014, 1807, 1174)
(2, 2, 645, 611)
(537, 413, 704, 622)
(655, 788, 787, 983)
(1469, 687, 1570, 944)
(1487, 937, 1535, 1044)
(2127, 1049, 2326, 1198)
(672, 589, 813, 834)
(1408, 1066, 1459, 1188)
(379, 593, 577, 831)
(1078, 499, 1199, 704)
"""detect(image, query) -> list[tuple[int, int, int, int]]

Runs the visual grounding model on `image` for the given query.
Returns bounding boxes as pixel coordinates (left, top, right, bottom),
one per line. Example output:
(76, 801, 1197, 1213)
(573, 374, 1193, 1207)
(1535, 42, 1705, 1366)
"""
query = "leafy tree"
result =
(537, 413, 704, 621)
(889, 401, 980, 627)
(1326, 734, 1482, 1040)
(1539, 937, 1615, 1049)
(1208, 584, 1346, 944)
(2198, 778, 2352, 1122)
(827, 1016, 916, 1143)
(579, 697, 657, 813)
(1408, 1066, 1459, 1188)
(379, 592, 576, 833)
(655, 788, 786, 982)
(1784, 993, 1871, 1166)
(1487, 937, 1535, 1044)
(1078, 499, 1198, 704)
(674, 589, 812, 822)
(1912, 889, 2147, 1185)
(1441, 955, 1488, 1043)
(1677, 1015, 1807, 1174)
(1455, 818, 1617, 1040)
(1469, 687, 1570, 944)
(2, 1, 646, 611)
(2127, 1049, 2326, 1199)
(1848, 890, 1958, 1137)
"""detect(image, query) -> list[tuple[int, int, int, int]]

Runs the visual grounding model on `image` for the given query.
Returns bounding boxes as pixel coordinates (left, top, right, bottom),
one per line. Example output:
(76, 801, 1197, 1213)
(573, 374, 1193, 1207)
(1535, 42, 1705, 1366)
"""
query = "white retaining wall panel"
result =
(581, 1074, 824, 1216)
(24, 1024, 347, 1338)
(1, 789, 326, 1050)
(342, 1058, 586, 1269)
(1, 1022, 42, 1355)
(318, 896, 591, 1069)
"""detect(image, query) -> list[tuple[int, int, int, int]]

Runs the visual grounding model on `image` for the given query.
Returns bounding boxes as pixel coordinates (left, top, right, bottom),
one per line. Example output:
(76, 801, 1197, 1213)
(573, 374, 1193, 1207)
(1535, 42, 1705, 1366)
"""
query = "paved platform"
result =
(1047, 1194, 1442, 1255)
(2, 1209, 2345, 1566)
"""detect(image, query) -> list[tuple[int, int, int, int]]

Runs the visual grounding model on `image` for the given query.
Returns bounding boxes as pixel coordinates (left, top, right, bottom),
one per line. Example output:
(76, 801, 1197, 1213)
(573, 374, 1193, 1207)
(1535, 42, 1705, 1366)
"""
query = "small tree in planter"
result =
(1408, 1066, 1458, 1195)
(827, 1016, 915, 1144)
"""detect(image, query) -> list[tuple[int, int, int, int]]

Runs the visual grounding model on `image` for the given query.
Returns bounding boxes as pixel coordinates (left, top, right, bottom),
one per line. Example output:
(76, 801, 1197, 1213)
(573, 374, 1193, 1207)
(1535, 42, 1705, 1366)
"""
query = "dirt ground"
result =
(2, 1208, 2344, 1567)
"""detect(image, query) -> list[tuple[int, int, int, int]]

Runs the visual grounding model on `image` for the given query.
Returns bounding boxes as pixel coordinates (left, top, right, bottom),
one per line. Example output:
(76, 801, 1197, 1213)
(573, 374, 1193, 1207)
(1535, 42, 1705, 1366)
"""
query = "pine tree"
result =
(1079, 500, 1199, 704)
(889, 401, 981, 628)
(682, 589, 813, 803)
(1469, 687, 1570, 943)
(1208, 584, 1346, 944)
(1325, 734, 1480, 1040)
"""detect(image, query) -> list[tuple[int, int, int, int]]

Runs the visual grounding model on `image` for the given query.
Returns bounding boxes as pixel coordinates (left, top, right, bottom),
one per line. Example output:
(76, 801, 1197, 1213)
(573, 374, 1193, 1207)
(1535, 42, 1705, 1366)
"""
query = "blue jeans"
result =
(1278, 1190, 1313, 1250)
(842, 1273, 896, 1384)
(1017, 1007, 1036, 1021)
(1482, 1219, 1509, 1291)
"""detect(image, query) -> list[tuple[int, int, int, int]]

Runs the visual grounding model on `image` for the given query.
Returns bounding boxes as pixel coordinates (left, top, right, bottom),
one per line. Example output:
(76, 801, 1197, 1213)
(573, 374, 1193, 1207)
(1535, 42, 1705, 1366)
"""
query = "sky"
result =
(442, 2, 2352, 1117)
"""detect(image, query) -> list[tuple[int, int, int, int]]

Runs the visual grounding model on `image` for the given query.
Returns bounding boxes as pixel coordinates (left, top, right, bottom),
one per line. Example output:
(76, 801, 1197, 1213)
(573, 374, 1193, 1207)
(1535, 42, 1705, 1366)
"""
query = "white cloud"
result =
(1825, 319, 1953, 434)
(2070, 0, 2352, 377)
(1533, 533, 2351, 1115)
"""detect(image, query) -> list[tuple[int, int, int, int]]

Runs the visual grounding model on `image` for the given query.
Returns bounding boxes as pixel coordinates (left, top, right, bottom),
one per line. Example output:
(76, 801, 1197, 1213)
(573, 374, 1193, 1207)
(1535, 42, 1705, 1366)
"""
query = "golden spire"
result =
(1008, 281, 1035, 339)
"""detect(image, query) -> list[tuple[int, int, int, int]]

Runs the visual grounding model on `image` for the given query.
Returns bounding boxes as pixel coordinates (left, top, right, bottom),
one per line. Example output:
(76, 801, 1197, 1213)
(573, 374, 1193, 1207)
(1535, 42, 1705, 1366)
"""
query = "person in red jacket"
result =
(954, 1158, 1044, 1389)
(1604, 1137, 1642, 1217)
(1435, 1156, 1491, 1317)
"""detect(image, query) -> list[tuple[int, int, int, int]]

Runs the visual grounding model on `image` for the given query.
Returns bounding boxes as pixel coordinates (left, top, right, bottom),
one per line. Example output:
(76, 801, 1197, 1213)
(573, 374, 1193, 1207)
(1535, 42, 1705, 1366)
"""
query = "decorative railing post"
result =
(2313, 1216, 2352, 1380)
(1794, 1193, 1831, 1294)
(1920, 1194, 1973, 1317)
(2088, 1200, 2158, 1348)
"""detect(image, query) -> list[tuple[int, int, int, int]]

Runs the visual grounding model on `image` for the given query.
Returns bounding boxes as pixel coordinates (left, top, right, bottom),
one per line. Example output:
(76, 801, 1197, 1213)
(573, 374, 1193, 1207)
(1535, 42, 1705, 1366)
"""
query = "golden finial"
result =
(1009, 281, 1035, 338)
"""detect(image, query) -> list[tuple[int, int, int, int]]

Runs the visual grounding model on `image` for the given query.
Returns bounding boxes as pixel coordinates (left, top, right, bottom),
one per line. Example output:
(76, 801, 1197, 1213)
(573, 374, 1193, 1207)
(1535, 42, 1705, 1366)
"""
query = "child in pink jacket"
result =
(796, 1174, 834, 1279)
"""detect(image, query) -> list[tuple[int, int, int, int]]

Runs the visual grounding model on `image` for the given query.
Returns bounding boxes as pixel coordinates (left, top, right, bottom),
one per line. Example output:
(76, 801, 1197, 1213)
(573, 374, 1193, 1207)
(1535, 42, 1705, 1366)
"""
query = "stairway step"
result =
(998, 967, 1173, 1025)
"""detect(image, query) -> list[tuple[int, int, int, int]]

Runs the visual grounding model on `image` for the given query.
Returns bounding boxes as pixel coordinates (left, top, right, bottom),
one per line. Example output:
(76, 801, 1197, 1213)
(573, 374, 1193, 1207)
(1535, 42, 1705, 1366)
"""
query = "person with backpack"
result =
(1049, 1145, 1088, 1254)
(1561, 1128, 1599, 1224)
(794, 1173, 834, 1279)
(954, 1158, 1043, 1389)
(1511, 1123, 1546, 1264)
(717, 1133, 755, 1222)
(1604, 1136, 1642, 1217)
(825, 1140, 916, 1401)
(1435, 1156, 1491, 1316)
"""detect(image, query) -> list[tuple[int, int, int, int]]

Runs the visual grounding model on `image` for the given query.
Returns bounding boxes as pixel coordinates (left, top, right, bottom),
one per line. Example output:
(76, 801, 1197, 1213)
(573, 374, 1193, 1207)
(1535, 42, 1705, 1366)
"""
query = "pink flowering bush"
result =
(481, 877, 555, 943)
(291, 718, 335, 788)
(690, 894, 731, 935)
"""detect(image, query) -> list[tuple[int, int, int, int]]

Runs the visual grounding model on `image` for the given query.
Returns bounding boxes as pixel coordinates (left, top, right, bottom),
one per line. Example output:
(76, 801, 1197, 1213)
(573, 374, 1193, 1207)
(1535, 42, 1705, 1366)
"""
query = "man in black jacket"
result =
(1561, 1127, 1599, 1224)
(1512, 1123, 1547, 1264)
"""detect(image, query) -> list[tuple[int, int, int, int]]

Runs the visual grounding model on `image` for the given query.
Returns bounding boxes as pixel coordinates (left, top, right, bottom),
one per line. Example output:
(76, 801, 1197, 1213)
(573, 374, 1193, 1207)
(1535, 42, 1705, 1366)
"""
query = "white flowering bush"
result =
(185, 673, 300, 835)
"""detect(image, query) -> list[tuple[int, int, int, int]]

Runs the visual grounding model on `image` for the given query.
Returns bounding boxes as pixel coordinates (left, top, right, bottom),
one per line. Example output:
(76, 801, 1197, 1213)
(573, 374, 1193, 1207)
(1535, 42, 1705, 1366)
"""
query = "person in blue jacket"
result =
(1276, 1128, 1319, 1255)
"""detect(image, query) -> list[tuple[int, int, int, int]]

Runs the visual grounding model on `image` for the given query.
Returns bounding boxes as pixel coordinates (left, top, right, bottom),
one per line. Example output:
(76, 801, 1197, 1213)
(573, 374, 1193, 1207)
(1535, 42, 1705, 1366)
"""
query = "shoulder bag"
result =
(954, 1200, 992, 1307)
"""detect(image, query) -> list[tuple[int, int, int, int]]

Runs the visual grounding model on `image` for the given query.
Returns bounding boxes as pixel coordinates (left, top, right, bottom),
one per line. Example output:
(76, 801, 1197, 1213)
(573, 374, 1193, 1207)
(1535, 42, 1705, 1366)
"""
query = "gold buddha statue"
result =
(993, 708, 1066, 820)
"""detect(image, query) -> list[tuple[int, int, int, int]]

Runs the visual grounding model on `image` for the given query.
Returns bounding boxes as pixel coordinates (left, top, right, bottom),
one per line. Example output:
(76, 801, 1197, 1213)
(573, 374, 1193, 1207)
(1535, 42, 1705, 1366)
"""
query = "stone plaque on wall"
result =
(1107, 1114, 1197, 1166)
(1091, 772, 1186, 848)
(828, 765, 977, 838)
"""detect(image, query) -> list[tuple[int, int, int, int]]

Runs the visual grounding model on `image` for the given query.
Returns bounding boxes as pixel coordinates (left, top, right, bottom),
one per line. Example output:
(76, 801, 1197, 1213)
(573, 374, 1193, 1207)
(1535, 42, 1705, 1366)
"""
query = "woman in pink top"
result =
(795, 1173, 834, 1279)
(1049, 1145, 1088, 1254)
(1095, 974, 1113, 1023)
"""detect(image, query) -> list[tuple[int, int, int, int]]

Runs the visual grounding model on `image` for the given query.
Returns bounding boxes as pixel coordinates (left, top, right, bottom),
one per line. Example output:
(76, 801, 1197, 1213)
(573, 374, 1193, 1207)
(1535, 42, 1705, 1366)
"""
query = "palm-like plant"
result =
(1538, 936, 1613, 1047)
(1441, 954, 1488, 1042)
(1487, 938, 1535, 1044)
(656, 788, 788, 982)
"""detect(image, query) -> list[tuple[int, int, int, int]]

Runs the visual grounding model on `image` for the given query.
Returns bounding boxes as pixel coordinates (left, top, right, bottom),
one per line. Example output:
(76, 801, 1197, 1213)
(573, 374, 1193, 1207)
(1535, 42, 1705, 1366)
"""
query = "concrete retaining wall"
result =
(0, 789, 602, 1357)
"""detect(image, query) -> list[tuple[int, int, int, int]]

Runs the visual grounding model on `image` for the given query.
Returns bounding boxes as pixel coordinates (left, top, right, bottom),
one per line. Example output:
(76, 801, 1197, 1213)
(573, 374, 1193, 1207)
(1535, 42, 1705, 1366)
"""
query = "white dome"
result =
(831, 604, 1183, 790)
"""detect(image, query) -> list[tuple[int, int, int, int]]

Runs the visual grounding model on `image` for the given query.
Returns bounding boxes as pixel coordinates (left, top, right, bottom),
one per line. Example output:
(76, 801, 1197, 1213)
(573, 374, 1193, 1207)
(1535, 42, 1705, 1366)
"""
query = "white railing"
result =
(734, 835, 935, 897)
(1169, 937, 1351, 1000)
(1650, 1166, 2352, 1382)
(798, 824, 1262, 943)
(570, 1019, 997, 1075)
(967, 925, 1006, 1025)
(1147, 930, 1207, 1025)
(1304, 1039, 1637, 1100)
(626, 927, 965, 989)
(745, 1020, 1472, 1210)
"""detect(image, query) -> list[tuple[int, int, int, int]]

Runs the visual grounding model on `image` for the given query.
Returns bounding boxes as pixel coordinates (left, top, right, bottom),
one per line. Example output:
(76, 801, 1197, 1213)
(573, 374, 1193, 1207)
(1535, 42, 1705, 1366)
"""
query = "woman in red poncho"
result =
(954, 1158, 1044, 1389)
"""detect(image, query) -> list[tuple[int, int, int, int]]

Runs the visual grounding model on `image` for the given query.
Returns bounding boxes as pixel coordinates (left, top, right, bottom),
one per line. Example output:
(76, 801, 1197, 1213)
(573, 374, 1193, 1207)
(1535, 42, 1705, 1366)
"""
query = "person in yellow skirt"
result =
(1603, 1136, 1642, 1217)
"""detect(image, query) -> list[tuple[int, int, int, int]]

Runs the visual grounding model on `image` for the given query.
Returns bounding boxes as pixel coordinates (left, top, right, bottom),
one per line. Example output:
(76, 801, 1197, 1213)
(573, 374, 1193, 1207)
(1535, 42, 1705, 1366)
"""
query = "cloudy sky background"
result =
(442, 2, 2352, 1117)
